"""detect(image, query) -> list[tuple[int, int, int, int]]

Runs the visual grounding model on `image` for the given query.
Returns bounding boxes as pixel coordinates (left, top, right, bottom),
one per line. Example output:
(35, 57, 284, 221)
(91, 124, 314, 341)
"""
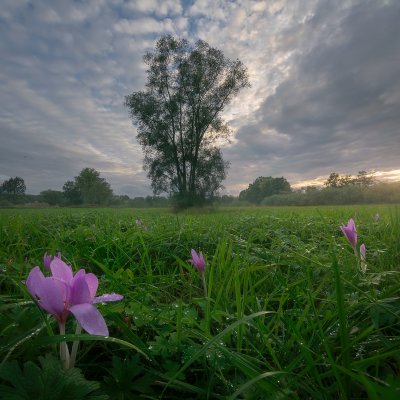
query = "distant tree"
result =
(325, 171, 375, 189)
(239, 176, 291, 204)
(62, 180, 82, 205)
(354, 170, 375, 186)
(130, 197, 146, 207)
(324, 172, 341, 188)
(1, 176, 26, 195)
(74, 168, 113, 205)
(125, 35, 250, 208)
(305, 185, 319, 193)
(338, 174, 354, 187)
(40, 190, 64, 206)
(111, 194, 130, 206)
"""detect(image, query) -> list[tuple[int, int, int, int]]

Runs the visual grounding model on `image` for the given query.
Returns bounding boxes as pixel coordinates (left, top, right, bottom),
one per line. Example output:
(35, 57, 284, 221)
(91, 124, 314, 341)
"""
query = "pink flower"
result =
(189, 249, 206, 273)
(340, 218, 357, 250)
(26, 257, 123, 336)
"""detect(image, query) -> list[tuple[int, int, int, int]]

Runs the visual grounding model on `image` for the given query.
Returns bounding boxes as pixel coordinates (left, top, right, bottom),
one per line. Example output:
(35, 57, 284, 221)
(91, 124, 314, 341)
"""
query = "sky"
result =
(1, 0, 399, 197)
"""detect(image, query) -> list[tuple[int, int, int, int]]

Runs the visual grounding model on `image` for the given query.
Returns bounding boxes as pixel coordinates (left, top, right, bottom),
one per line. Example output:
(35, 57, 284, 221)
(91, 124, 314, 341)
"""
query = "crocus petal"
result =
(34, 278, 66, 317)
(70, 271, 92, 305)
(26, 266, 46, 298)
(191, 249, 199, 264)
(69, 303, 109, 336)
(190, 249, 205, 272)
(43, 253, 52, 271)
(347, 218, 356, 232)
(199, 251, 205, 263)
(50, 257, 73, 284)
(93, 293, 124, 304)
(198, 252, 205, 271)
(84, 273, 98, 301)
(340, 219, 357, 249)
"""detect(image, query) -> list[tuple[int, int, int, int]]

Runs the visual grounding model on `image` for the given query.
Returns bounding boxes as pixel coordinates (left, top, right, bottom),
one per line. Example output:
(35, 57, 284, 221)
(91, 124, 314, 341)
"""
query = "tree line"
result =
(259, 171, 400, 206)
(0, 168, 168, 208)
(2, 169, 399, 208)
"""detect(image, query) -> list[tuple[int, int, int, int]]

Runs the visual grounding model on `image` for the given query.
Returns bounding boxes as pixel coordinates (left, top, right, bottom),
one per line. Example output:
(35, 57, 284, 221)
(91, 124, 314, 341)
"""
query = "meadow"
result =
(0, 205, 399, 399)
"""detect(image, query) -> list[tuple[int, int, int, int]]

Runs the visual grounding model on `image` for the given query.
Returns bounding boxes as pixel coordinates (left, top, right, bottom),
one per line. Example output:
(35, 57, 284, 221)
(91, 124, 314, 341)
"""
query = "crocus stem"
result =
(58, 321, 70, 369)
(201, 271, 207, 298)
(69, 323, 82, 369)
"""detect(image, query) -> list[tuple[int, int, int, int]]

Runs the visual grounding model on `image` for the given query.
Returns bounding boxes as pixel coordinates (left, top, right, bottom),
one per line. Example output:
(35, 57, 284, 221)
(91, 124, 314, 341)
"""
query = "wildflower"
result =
(189, 249, 206, 273)
(189, 249, 207, 297)
(360, 243, 366, 258)
(43, 251, 62, 271)
(340, 219, 368, 272)
(360, 243, 367, 273)
(26, 256, 123, 336)
(340, 218, 357, 250)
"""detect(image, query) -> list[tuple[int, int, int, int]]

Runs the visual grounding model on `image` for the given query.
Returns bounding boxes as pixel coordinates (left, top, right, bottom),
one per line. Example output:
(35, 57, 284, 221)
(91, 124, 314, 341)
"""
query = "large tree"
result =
(125, 35, 250, 206)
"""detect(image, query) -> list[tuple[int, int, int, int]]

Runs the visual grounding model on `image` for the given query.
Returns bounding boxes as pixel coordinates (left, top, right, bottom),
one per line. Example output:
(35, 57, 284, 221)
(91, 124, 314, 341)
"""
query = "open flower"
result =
(26, 256, 123, 336)
(189, 249, 206, 273)
(340, 218, 357, 250)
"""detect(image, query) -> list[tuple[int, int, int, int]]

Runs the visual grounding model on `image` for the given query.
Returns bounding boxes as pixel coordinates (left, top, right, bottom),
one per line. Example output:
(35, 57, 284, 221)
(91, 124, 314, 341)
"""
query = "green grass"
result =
(0, 205, 399, 399)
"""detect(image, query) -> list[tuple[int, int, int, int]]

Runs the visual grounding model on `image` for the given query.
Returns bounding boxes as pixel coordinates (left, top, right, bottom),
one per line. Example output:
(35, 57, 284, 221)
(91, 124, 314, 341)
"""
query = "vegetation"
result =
(0, 176, 26, 205)
(62, 168, 113, 206)
(1, 170, 399, 209)
(324, 171, 375, 188)
(263, 182, 400, 206)
(1, 205, 399, 398)
(125, 35, 250, 208)
(239, 176, 292, 204)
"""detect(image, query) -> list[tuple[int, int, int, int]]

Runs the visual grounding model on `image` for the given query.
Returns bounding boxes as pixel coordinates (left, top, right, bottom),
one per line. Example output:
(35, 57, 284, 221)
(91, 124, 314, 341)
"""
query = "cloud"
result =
(219, 0, 400, 191)
(0, 0, 398, 196)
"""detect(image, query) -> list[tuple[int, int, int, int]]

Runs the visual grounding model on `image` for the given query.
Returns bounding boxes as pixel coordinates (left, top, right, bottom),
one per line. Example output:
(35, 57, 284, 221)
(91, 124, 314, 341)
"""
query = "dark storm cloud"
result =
(227, 0, 400, 188)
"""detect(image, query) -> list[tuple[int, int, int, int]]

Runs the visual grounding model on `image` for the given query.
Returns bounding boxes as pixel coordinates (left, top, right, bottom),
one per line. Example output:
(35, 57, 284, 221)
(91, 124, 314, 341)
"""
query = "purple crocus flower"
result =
(189, 249, 206, 273)
(26, 257, 123, 336)
(340, 218, 357, 250)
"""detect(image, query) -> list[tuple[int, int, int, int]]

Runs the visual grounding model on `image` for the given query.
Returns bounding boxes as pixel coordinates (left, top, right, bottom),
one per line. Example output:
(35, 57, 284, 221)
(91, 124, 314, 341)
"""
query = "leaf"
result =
(0, 354, 108, 400)
(102, 355, 155, 397)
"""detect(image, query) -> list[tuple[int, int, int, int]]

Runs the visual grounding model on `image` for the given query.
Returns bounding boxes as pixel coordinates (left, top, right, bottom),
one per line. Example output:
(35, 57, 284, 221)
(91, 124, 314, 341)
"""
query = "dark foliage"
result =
(125, 35, 250, 208)
(239, 176, 292, 204)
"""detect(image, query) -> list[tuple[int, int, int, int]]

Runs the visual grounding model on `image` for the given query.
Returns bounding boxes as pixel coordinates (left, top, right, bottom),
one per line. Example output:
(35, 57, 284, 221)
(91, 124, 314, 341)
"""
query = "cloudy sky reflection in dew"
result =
(0, 0, 399, 196)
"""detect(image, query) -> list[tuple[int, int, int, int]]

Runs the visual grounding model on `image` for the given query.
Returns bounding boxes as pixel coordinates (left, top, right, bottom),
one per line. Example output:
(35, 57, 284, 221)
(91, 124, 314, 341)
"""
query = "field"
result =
(1, 205, 399, 399)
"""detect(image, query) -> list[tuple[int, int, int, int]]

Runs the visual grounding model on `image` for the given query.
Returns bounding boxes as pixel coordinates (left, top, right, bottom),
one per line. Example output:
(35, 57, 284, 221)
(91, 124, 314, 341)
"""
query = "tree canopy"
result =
(125, 35, 250, 207)
(0, 176, 26, 195)
(239, 176, 292, 204)
(324, 171, 375, 188)
(62, 168, 113, 205)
